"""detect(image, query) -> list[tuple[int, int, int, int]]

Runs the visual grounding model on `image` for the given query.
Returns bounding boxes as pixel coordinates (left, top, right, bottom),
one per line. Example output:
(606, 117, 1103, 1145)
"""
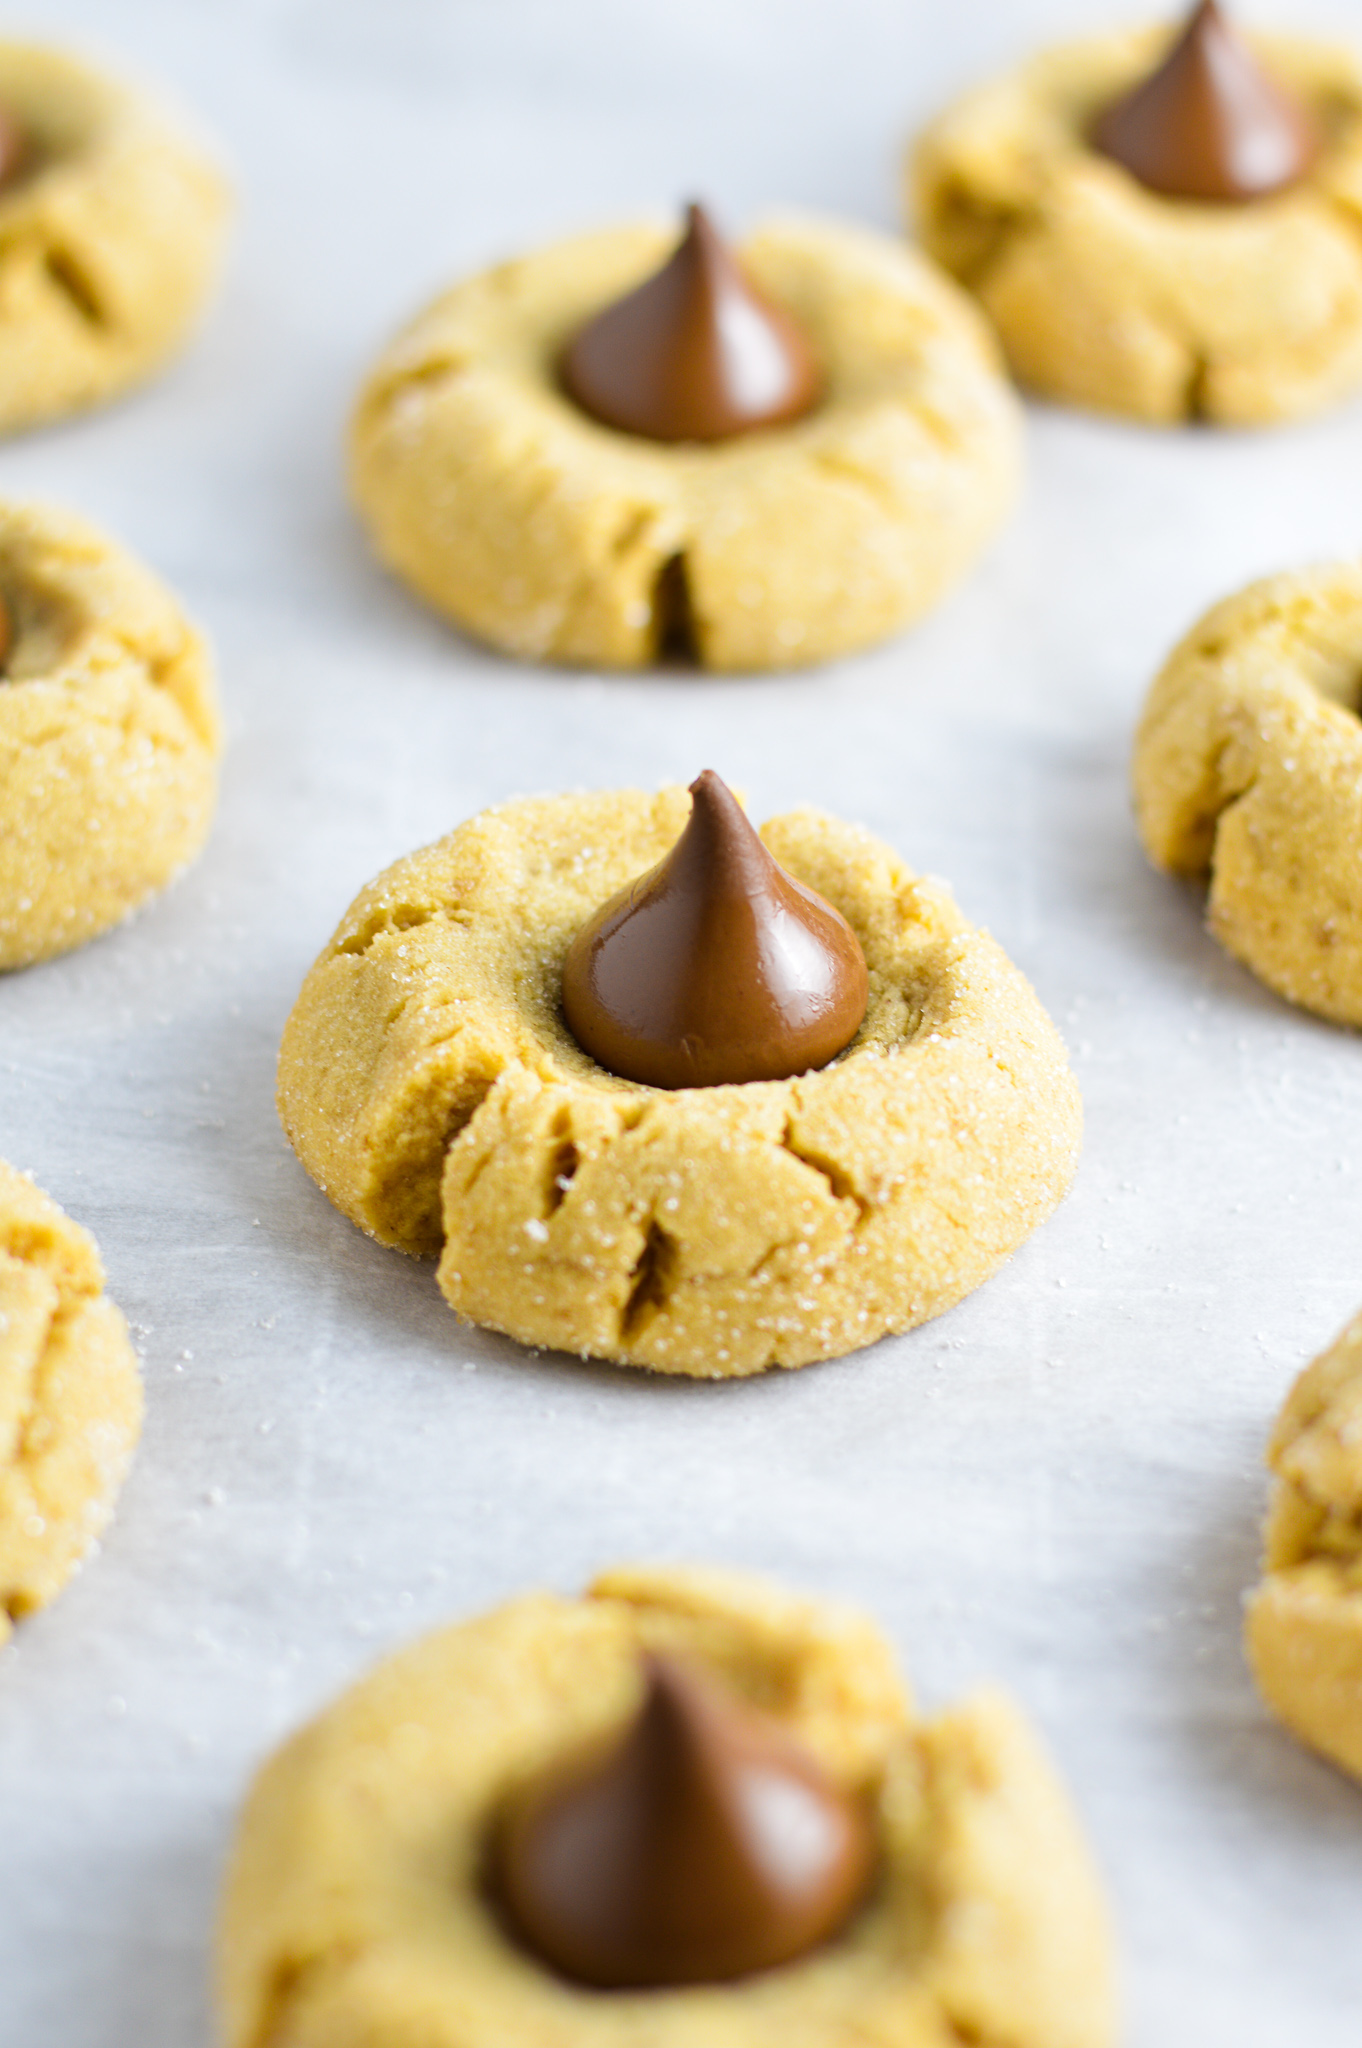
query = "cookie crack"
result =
(43, 245, 108, 330)
(811, 450, 902, 515)
(372, 352, 472, 421)
(620, 1218, 678, 1340)
(779, 1119, 871, 1225)
(1184, 353, 1211, 423)
(250, 1947, 357, 2048)
(651, 551, 699, 665)
(337, 905, 442, 957)
(926, 180, 1040, 293)
(544, 1108, 579, 1215)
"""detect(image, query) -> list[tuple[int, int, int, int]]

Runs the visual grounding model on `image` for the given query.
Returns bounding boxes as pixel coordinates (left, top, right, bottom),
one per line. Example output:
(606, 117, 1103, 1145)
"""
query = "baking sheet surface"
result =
(4, 2, 1362, 2041)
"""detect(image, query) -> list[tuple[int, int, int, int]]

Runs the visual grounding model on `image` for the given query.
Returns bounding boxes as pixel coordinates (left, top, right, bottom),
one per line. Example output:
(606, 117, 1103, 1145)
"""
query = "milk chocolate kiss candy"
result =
(494, 1653, 876, 1989)
(560, 202, 820, 443)
(561, 770, 868, 1089)
(1091, 0, 1317, 202)
(0, 595, 12, 673)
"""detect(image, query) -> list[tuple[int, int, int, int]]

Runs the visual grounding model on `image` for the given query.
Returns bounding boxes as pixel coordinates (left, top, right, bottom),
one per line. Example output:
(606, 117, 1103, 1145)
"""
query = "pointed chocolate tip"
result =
(559, 202, 820, 443)
(561, 772, 868, 1089)
(493, 1650, 875, 1988)
(1091, 0, 1318, 202)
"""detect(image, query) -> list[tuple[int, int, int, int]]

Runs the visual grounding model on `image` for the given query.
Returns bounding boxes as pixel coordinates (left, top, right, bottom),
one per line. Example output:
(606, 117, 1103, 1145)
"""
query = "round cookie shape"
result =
(1246, 1312, 1362, 1783)
(349, 214, 1021, 671)
(1132, 563, 1362, 1025)
(0, 1159, 142, 1640)
(218, 1565, 1117, 2048)
(276, 786, 1081, 1376)
(0, 43, 229, 434)
(911, 21, 1362, 425)
(0, 500, 221, 970)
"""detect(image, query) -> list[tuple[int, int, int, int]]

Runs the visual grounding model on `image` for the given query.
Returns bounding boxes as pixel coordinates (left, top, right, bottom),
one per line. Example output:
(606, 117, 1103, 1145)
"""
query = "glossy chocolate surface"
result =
(1091, 0, 1317, 202)
(561, 770, 869, 1089)
(494, 1653, 876, 1989)
(560, 203, 820, 443)
(0, 595, 12, 674)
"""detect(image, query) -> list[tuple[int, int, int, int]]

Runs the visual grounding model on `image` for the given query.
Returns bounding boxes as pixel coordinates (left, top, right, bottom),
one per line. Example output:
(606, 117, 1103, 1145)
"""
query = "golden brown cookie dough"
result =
(0, 500, 221, 970)
(0, 1159, 142, 1641)
(1246, 1312, 1362, 1783)
(219, 1564, 1117, 2048)
(912, 26, 1362, 425)
(1132, 562, 1362, 1025)
(349, 215, 1021, 671)
(0, 42, 229, 433)
(278, 786, 1081, 1376)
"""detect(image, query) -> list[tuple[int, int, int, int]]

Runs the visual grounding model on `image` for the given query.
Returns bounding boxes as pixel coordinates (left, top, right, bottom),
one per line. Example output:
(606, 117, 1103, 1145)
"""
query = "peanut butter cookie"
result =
(0, 500, 220, 970)
(1132, 562, 1362, 1024)
(0, 1160, 142, 1641)
(219, 1565, 1116, 2048)
(1247, 1311, 1362, 1783)
(350, 214, 1020, 670)
(0, 42, 229, 434)
(277, 786, 1080, 1376)
(912, 21, 1362, 425)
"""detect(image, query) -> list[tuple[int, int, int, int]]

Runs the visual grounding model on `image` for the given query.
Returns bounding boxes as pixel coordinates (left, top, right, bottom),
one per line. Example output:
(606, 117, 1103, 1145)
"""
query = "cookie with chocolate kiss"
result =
(278, 782, 1080, 1375)
(913, 9, 1362, 425)
(0, 42, 229, 436)
(351, 204, 1020, 670)
(218, 1566, 1117, 2048)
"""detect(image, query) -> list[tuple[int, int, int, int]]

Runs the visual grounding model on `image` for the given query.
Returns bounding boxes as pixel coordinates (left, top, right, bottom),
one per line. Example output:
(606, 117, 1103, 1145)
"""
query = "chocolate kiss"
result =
(561, 770, 868, 1089)
(0, 595, 12, 674)
(1091, 0, 1317, 202)
(560, 202, 820, 443)
(493, 1653, 876, 1989)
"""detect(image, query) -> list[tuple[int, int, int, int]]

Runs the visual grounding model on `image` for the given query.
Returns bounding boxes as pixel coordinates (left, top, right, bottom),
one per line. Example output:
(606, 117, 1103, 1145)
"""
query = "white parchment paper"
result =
(3, 2, 1362, 2041)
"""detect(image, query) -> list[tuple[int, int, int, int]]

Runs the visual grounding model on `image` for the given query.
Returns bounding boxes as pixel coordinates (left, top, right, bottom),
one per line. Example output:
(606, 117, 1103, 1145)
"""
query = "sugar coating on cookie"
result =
(277, 787, 1080, 1376)
(1132, 562, 1362, 1024)
(1246, 1312, 1362, 1784)
(912, 25, 1362, 425)
(0, 500, 221, 969)
(218, 1564, 1116, 2048)
(350, 215, 1021, 671)
(0, 1159, 142, 1640)
(0, 42, 229, 434)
